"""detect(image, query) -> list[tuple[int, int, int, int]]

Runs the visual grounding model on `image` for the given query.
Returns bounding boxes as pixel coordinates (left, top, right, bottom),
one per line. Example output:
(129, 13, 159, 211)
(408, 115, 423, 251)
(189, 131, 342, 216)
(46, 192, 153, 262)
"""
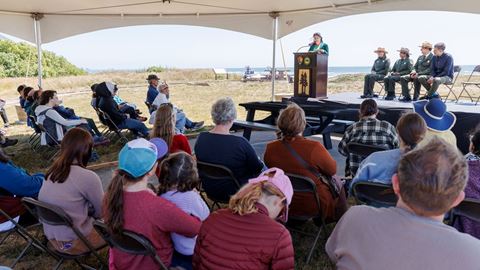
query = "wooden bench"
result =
(213, 68, 229, 80)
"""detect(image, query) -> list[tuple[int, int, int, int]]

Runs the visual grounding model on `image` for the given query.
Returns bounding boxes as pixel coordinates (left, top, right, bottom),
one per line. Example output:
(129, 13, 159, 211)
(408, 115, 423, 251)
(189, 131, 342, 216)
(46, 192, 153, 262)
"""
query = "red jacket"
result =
(193, 203, 294, 270)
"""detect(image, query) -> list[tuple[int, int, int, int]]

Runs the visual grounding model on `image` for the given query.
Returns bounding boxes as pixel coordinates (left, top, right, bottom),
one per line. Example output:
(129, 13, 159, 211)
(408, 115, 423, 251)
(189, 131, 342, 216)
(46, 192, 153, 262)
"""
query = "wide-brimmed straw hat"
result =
(419, 41, 433, 49)
(374, 47, 388, 54)
(413, 99, 456, 132)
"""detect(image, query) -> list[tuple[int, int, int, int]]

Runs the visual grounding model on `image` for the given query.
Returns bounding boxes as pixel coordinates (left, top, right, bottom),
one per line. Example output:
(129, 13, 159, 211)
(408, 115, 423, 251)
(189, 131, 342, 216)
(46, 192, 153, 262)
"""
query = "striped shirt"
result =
(338, 117, 399, 176)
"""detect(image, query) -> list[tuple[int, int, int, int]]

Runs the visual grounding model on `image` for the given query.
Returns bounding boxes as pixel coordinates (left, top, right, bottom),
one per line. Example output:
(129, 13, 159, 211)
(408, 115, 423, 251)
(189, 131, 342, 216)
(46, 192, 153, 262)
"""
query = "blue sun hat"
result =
(118, 138, 159, 178)
(413, 99, 456, 132)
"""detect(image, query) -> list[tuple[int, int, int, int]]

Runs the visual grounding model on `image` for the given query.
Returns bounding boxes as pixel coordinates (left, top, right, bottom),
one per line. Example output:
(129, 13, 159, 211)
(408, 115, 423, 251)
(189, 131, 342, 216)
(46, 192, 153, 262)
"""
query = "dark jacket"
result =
(391, 58, 413, 75)
(413, 53, 433, 75)
(95, 82, 126, 125)
(146, 85, 159, 105)
(371, 57, 390, 76)
(431, 53, 454, 79)
(193, 204, 294, 270)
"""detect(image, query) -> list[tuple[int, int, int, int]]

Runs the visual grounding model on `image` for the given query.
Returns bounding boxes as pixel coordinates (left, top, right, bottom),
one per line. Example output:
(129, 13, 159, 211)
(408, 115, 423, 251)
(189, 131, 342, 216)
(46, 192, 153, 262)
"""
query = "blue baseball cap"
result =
(118, 138, 159, 178)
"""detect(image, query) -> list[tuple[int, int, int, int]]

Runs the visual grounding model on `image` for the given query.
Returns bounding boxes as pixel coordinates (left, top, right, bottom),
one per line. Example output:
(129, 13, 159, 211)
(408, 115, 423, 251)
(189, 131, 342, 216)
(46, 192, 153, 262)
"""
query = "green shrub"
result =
(0, 40, 86, 78)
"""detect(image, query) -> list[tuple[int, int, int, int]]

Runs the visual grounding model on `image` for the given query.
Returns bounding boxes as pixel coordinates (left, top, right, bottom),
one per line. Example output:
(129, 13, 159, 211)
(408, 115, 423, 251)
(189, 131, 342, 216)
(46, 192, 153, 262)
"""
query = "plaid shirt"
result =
(338, 118, 399, 176)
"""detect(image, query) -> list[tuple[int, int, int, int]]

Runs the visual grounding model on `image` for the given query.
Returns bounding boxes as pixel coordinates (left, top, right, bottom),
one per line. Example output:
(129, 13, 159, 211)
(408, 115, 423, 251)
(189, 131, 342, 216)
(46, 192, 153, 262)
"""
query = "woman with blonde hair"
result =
(151, 103, 192, 155)
(264, 103, 346, 223)
(193, 168, 294, 270)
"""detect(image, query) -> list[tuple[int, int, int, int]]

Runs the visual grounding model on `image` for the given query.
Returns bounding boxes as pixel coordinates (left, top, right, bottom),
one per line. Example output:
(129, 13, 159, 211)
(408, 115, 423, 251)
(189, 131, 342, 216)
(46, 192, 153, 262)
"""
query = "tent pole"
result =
(270, 13, 279, 101)
(32, 13, 44, 88)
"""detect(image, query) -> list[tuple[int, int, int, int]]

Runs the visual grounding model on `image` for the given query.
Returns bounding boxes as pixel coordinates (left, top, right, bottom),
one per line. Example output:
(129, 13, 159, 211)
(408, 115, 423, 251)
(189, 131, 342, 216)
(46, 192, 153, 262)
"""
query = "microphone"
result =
(296, 45, 310, 52)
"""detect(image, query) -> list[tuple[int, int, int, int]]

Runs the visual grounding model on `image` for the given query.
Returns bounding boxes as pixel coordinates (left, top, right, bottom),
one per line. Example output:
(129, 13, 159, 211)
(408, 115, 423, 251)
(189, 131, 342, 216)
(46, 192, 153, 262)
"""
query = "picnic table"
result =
(234, 101, 355, 149)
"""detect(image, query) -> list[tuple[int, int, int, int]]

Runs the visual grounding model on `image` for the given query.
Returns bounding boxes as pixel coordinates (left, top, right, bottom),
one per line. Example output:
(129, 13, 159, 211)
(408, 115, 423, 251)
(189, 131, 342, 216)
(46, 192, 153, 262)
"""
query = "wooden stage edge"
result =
(275, 92, 480, 114)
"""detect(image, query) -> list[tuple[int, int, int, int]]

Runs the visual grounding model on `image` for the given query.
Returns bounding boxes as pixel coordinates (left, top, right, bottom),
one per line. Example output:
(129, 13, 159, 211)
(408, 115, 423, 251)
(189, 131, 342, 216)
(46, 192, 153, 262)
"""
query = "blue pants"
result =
(175, 111, 195, 133)
(118, 118, 149, 137)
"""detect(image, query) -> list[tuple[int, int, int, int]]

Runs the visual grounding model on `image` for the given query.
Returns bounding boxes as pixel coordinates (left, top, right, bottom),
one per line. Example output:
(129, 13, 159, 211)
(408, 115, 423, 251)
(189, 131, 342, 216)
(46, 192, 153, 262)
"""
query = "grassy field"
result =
(0, 70, 475, 269)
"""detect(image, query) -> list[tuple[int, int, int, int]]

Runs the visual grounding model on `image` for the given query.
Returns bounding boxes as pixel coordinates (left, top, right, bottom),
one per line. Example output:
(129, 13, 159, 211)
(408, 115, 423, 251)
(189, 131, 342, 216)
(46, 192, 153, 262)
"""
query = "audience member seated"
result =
(146, 74, 160, 111)
(194, 97, 265, 201)
(361, 47, 390, 98)
(0, 147, 43, 231)
(157, 152, 210, 269)
(338, 99, 399, 177)
(25, 90, 42, 121)
(90, 83, 98, 109)
(414, 98, 457, 148)
(454, 128, 480, 239)
(150, 82, 204, 133)
(418, 42, 454, 100)
(104, 138, 200, 269)
(326, 138, 480, 269)
(351, 112, 427, 190)
(150, 103, 192, 155)
(193, 168, 294, 270)
(264, 103, 346, 222)
(22, 86, 34, 113)
(383, 47, 413, 101)
(35, 90, 88, 145)
(95, 82, 149, 137)
(17, 84, 26, 108)
(0, 98, 9, 128)
(111, 85, 147, 122)
(38, 128, 105, 254)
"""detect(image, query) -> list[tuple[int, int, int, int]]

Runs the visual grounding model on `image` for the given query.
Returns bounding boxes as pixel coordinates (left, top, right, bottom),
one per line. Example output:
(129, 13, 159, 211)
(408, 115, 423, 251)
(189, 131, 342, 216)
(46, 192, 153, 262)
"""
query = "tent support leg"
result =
(270, 13, 279, 102)
(32, 13, 44, 88)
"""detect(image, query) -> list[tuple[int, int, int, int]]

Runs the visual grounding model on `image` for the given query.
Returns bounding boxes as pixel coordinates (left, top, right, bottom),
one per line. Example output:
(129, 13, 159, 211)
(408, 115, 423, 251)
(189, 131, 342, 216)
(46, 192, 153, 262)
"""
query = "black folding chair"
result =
(457, 65, 480, 105)
(450, 198, 480, 224)
(27, 115, 41, 151)
(441, 65, 462, 102)
(0, 195, 57, 268)
(347, 142, 389, 158)
(36, 123, 61, 161)
(92, 220, 168, 270)
(286, 174, 327, 264)
(22, 197, 107, 270)
(196, 161, 241, 210)
(94, 108, 128, 143)
(351, 182, 397, 207)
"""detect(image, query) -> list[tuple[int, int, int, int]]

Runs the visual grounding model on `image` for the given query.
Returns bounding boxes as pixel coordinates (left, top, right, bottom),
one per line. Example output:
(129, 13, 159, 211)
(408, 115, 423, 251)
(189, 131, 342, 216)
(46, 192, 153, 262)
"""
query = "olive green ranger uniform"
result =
(363, 57, 390, 96)
(384, 58, 413, 99)
(400, 52, 433, 100)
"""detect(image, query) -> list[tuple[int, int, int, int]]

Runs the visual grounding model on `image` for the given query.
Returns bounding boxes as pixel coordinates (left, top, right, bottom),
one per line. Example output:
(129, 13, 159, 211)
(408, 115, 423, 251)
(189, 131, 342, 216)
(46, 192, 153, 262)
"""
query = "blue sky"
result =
(5, 11, 480, 70)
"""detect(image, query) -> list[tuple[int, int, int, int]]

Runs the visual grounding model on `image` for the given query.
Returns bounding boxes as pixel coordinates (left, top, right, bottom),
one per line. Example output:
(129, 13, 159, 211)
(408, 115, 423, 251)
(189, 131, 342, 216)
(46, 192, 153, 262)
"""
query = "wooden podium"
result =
(293, 52, 328, 99)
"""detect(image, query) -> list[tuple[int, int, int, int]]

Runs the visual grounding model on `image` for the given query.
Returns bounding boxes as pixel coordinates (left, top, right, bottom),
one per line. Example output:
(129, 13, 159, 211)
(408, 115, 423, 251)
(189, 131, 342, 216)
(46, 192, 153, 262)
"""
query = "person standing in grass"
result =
(39, 128, 105, 255)
(104, 138, 201, 269)
(327, 138, 480, 270)
(157, 152, 210, 270)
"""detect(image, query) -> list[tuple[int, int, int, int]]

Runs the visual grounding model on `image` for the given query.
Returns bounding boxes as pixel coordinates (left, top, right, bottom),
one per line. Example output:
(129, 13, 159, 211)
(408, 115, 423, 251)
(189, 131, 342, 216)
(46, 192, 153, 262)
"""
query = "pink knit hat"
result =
(249, 168, 293, 222)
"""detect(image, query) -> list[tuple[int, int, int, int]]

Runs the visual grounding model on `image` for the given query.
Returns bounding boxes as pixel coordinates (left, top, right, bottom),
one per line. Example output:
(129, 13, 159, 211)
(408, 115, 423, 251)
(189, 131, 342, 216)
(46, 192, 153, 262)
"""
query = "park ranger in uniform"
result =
(361, 47, 390, 98)
(399, 42, 433, 102)
(383, 47, 413, 100)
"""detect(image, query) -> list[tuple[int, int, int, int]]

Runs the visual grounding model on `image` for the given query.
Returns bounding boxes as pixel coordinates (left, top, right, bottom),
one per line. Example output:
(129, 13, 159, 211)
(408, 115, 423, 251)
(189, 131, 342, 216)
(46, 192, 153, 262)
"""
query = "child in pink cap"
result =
(193, 168, 295, 270)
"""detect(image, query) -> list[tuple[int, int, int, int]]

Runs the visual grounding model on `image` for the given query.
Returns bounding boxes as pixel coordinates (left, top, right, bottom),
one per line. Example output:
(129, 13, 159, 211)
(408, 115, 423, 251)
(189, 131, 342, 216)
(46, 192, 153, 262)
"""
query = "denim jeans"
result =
(118, 118, 149, 137)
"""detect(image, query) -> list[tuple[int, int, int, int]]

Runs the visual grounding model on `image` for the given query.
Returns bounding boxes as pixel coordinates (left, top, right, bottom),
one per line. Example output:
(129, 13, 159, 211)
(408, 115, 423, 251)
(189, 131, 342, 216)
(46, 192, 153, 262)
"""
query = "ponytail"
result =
(229, 181, 285, 216)
(104, 170, 128, 234)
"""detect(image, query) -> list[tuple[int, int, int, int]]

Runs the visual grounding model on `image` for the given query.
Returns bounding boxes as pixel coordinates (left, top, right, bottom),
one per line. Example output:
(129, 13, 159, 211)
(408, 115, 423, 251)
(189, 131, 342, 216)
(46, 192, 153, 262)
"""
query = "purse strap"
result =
(281, 140, 339, 197)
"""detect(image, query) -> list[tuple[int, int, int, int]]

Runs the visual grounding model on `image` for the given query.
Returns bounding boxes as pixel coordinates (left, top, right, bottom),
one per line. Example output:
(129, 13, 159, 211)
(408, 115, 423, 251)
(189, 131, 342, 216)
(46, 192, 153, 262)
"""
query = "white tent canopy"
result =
(2, 0, 480, 95)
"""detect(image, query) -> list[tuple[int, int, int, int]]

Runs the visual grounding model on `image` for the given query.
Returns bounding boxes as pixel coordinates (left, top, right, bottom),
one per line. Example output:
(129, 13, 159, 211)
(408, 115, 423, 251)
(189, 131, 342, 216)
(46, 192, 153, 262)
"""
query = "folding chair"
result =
(450, 198, 480, 224)
(286, 174, 327, 264)
(374, 80, 385, 97)
(92, 220, 168, 270)
(457, 65, 480, 105)
(441, 65, 462, 102)
(0, 195, 57, 268)
(196, 161, 241, 210)
(22, 197, 107, 270)
(27, 115, 41, 152)
(347, 142, 389, 158)
(36, 123, 61, 161)
(94, 108, 128, 143)
(351, 182, 397, 207)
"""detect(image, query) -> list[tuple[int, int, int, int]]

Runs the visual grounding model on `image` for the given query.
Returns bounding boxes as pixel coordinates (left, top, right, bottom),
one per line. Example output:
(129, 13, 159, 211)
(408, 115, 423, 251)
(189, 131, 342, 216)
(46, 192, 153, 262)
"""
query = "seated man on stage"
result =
(361, 47, 390, 99)
(383, 47, 413, 101)
(418, 42, 454, 100)
(399, 42, 433, 102)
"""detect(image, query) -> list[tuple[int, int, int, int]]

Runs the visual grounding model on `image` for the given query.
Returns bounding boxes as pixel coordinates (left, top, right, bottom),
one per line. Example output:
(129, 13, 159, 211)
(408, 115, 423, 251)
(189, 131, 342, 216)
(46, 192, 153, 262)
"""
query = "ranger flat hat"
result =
(419, 41, 433, 49)
(397, 47, 410, 54)
(374, 47, 388, 53)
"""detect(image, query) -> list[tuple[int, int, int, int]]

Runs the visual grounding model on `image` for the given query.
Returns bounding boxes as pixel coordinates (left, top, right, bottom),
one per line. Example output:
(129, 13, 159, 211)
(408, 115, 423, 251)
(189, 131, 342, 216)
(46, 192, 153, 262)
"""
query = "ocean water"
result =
(227, 65, 477, 78)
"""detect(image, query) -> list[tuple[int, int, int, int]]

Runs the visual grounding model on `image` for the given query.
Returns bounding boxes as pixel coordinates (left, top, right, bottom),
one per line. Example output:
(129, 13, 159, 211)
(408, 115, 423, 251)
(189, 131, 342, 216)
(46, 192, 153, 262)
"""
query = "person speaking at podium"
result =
(308, 32, 329, 55)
